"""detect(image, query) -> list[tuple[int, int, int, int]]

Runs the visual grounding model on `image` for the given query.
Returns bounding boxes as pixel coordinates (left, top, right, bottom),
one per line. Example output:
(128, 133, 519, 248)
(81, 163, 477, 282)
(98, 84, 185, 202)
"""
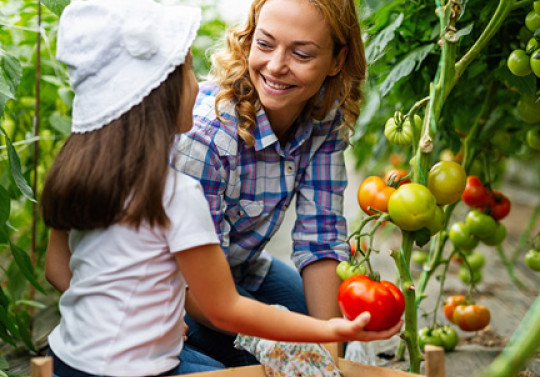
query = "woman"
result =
(172, 0, 367, 367)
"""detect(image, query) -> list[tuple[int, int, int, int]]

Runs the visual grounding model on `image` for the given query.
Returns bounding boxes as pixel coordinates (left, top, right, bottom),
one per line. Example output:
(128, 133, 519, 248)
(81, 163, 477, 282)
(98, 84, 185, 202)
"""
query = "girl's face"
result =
(178, 52, 199, 133)
(248, 0, 345, 128)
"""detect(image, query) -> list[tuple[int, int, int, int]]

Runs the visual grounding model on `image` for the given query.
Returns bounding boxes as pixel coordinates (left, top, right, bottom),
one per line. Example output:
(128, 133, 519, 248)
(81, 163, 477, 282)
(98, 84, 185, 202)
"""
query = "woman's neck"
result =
(265, 107, 303, 146)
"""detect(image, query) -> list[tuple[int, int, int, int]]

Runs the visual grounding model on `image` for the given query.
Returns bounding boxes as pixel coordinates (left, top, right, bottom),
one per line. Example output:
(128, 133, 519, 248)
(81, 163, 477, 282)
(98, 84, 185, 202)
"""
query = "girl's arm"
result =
(45, 229, 73, 293)
(175, 243, 402, 343)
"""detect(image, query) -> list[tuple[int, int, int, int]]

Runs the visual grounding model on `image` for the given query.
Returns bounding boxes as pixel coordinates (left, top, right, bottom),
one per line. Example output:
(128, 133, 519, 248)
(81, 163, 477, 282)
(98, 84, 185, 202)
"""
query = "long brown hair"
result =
(210, 0, 366, 147)
(40, 65, 186, 231)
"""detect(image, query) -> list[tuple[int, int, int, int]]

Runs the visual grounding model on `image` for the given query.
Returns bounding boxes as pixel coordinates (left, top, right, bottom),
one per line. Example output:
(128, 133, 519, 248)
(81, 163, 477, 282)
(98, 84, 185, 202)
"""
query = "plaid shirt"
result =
(171, 82, 349, 290)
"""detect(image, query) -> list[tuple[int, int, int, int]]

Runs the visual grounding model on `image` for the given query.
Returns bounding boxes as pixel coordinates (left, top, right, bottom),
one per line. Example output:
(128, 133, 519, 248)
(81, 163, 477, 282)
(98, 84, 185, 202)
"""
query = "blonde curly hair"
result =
(209, 0, 366, 148)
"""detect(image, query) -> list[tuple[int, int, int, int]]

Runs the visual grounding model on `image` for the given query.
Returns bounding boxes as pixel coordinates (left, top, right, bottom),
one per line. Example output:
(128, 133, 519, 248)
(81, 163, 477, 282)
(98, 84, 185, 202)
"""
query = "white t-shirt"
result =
(48, 171, 220, 376)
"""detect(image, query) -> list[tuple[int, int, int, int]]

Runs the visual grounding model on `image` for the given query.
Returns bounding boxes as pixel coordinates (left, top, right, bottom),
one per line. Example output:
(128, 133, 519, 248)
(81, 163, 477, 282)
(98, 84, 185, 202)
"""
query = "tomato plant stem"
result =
(511, 199, 540, 263)
(391, 232, 422, 373)
(495, 245, 525, 289)
(451, 0, 514, 95)
(477, 294, 540, 377)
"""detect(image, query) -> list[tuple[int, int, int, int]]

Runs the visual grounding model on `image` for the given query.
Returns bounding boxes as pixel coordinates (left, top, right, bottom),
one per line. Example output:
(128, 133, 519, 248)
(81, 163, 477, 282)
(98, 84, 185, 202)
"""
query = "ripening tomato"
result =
(427, 161, 467, 205)
(384, 169, 411, 187)
(338, 275, 405, 331)
(453, 304, 491, 332)
(486, 190, 511, 221)
(461, 176, 492, 208)
(443, 295, 467, 323)
(387, 183, 438, 231)
(357, 176, 396, 215)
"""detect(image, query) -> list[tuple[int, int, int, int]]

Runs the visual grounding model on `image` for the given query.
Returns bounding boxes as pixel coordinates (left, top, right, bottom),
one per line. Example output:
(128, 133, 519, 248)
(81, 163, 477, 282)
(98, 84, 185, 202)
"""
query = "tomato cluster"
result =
(337, 274, 405, 331)
(461, 176, 511, 221)
(506, 2, 540, 78)
(357, 161, 466, 236)
(443, 296, 491, 332)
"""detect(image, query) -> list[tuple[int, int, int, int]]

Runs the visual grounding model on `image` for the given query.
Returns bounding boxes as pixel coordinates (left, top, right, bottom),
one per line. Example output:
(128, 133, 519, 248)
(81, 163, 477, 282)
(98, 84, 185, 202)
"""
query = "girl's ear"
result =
(329, 46, 348, 77)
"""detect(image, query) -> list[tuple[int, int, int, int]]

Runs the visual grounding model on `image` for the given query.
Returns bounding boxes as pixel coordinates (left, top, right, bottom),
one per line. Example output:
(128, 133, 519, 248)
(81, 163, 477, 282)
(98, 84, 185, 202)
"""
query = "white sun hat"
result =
(56, 0, 201, 133)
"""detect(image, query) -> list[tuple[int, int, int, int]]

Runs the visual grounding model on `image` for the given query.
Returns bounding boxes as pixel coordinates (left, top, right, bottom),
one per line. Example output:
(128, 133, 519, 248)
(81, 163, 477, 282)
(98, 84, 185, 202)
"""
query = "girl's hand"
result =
(328, 312, 403, 342)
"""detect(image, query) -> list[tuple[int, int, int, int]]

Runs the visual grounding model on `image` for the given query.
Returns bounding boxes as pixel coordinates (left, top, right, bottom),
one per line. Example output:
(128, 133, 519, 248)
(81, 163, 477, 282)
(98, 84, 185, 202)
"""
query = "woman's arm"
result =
(302, 259, 342, 319)
(175, 243, 402, 343)
(45, 229, 72, 293)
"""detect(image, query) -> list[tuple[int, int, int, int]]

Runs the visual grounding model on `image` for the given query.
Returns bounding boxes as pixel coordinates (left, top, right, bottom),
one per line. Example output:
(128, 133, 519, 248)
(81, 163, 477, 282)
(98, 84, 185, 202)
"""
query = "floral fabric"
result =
(234, 335, 342, 377)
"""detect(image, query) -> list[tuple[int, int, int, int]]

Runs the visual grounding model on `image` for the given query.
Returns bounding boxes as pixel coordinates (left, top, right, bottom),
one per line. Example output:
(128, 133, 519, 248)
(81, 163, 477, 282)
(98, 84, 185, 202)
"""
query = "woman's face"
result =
(178, 52, 199, 133)
(248, 0, 345, 127)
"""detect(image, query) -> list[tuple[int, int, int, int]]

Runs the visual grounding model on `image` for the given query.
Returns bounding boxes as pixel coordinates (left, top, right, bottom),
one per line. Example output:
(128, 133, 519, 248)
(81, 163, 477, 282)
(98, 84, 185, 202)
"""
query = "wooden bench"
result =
(30, 344, 445, 377)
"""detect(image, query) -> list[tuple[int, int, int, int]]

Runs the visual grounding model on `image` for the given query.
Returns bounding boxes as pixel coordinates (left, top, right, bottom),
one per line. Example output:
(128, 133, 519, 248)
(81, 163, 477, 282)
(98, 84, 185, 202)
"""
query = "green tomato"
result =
(427, 161, 467, 205)
(531, 50, 540, 78)
(388, 183, 438, 231)
(526, 128, 540, 150)
(482, 222, 507, 246)
(412, 250, 429, 266)
(384, 113, 412, 146)
(524, 249, 540, 271)
(507, 49, 532, 76)
(418, 327, 443, 351)
(535, 0, 540, 13)
(465, 210, 497, 240)
(428, 205, 445, 235)
(449, 222, 480, 251)
(517, 94, 540, 124)
(525, 10, 540, 32)
(527, 38, 540, 54)
(336, 261, 367, 280)
(465, 251, 485, 271)
(432, 326, 459, 352)
(459, 266, 483, 284)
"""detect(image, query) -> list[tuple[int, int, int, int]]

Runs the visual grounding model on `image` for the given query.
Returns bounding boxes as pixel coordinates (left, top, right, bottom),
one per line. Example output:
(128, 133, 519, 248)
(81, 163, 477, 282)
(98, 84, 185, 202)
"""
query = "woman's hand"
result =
(328, 312, 404, 342)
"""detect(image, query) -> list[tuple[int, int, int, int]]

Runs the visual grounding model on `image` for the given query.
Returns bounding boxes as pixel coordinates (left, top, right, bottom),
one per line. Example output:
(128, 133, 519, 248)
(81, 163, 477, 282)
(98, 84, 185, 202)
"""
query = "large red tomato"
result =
(338, 275, 405, 331)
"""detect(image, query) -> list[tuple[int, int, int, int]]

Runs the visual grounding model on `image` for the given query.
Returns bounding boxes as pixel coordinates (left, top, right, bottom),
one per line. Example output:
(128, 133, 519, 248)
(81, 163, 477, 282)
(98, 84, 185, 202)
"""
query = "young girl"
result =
(41, 0, 401, 376)
(171, 0, 368, 367)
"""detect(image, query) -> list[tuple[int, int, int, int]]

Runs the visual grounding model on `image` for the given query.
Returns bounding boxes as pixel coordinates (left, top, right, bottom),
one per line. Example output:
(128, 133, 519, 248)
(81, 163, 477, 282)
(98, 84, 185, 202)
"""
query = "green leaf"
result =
(365, 13, 404, 64)
(10, 243, 45, 294)
(49, 111, 71, 135)
(379, 44, 435, 97)
(414, 228, 431, 248)
(494, 65, 537, 95)
(0, 285, 9, 308)
(0, 185, 10, 225)
(0, 51, 22, 95)
(15, 310, 35, 352)
(455, 23, 474, 40)
(0, 306, 20, 340)
(41, 0, 71, 16)
(14, 299, 46, 310)
(0, 127, 35, 202)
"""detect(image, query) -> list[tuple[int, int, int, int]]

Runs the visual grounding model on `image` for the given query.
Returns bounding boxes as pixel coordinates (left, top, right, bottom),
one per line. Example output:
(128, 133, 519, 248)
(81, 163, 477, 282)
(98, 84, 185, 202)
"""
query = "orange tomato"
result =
(357, 176, 396, 215)
(443, 295, 467, 323)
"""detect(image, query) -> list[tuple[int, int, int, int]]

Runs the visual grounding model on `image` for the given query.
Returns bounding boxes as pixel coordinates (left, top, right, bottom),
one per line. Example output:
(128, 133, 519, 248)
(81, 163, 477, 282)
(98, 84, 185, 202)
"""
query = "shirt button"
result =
(286, 165, 294, 174)
(238, 210, 245, 216)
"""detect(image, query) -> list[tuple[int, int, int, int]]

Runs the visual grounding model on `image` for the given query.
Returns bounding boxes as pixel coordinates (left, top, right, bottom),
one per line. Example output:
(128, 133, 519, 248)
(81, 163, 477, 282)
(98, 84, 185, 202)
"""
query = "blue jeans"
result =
(182, 257, 308, 367)
(48, 344, 224, 376)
